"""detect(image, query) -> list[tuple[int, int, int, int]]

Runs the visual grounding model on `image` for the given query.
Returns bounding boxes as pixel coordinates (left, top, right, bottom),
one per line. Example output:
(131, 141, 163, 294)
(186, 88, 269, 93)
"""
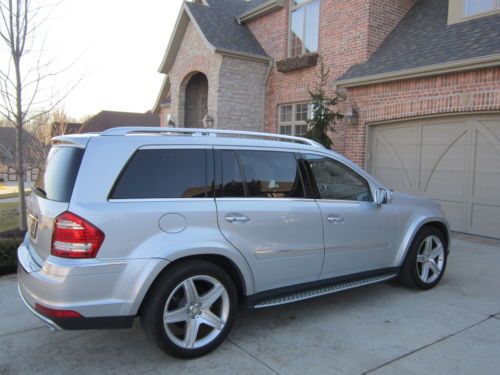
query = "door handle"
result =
(326, 215, 344, 224)
(225, 214, 250, 223)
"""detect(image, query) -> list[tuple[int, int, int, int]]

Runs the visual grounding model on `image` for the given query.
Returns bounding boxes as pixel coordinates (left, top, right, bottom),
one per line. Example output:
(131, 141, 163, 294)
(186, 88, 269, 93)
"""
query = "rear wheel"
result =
(141, 260, 238, 358)
(399, 227, 447, 290)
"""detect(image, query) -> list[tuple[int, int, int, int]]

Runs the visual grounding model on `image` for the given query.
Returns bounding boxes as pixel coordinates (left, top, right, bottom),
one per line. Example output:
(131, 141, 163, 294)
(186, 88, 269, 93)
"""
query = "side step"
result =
(253, 273, 398, 309)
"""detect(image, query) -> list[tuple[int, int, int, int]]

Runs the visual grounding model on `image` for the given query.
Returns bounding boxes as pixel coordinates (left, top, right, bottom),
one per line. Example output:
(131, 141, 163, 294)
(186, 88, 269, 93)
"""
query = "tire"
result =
(140, 260, 238, 359)
(399, 227, 448, 290)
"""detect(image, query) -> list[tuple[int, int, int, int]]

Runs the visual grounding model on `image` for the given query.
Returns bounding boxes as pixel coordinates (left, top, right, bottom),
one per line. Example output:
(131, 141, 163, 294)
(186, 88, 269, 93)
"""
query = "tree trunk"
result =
(14, 52, 27, 231)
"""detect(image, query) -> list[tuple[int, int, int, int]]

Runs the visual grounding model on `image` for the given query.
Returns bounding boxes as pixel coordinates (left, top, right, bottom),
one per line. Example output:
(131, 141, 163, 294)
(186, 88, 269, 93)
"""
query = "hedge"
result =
(0, 236, 22, 276)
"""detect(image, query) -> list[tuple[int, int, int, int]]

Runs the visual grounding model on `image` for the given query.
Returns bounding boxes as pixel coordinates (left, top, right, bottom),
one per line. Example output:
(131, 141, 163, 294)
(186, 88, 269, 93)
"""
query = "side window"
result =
(215, 150, 246, 197)
(111, 149, 209, 199)
(305, 154, 373, 202)
(238, 150, 305, 198)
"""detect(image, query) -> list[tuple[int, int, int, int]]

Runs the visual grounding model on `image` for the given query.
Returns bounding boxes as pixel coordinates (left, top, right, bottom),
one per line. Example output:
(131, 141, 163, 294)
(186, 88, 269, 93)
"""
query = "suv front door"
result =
(215, 148, 324, 293)
(303, 153, 398, 279)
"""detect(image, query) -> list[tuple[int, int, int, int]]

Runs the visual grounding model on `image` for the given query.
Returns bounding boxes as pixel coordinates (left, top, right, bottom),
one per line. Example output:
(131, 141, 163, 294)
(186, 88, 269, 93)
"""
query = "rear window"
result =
(34, 146, 84, 202)
(237, 150, 305, 198)
(111, 149, 210, 199)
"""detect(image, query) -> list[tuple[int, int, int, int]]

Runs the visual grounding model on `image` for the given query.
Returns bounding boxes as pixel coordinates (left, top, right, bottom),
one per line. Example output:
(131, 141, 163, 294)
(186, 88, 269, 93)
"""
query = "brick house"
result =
(153, 0, 500, 238)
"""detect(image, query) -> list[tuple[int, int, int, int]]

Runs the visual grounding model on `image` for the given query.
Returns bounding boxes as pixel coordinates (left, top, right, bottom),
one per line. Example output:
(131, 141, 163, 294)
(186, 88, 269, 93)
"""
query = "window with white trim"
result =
(464, 0, 499, 16)
(289, 0, 320, 57)
(278, 103, 313, 136)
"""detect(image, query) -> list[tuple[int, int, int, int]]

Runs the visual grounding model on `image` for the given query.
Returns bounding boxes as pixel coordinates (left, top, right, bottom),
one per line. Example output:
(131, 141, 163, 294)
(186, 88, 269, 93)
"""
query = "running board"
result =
(253, 273, 398, 309)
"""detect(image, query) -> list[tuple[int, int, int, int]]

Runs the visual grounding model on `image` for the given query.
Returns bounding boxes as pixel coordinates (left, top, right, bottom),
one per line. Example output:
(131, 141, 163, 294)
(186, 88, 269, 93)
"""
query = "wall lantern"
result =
(344, 104, 359, 126)
(203, 115, 214, 128)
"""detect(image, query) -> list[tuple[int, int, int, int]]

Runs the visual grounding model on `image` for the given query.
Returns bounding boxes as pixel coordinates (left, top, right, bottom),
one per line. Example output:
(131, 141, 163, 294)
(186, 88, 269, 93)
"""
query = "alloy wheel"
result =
(163, 275, 230, 349)
(416, 235, 445, 284)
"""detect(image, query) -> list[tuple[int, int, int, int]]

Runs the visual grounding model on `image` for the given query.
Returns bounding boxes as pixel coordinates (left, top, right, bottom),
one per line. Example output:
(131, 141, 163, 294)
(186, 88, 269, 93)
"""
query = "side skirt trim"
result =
(246, 268, 399, 309)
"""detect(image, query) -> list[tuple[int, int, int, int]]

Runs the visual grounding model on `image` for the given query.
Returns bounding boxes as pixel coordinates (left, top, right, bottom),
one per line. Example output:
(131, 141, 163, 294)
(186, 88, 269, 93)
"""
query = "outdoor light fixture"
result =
(204, 115, 214, 128)
(344, 104, 359, 125)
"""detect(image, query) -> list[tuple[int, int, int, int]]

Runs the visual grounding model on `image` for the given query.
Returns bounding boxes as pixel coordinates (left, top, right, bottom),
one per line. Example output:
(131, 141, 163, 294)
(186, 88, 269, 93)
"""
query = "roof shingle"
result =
(185, 0, 269, 58)
(339, 0, 500, 81)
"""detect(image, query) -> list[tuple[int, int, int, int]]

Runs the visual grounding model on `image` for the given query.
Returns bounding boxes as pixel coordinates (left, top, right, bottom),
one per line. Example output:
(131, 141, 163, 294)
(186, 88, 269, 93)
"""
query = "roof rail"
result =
(99, 127, 325, 148)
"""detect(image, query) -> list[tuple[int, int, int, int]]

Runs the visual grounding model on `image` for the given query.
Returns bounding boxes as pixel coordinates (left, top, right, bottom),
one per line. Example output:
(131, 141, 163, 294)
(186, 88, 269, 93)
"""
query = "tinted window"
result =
(35, 146, 84, 202)
(305, 154, 372, 202)
(112, 149, 209, 199)
(216, 150, 246, 197)
(238, 150, 305, 198)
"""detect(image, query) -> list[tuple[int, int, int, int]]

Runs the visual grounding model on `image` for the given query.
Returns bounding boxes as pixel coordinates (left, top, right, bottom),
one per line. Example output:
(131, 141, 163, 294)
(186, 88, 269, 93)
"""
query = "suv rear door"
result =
(215, 148, 324, 293)
(28, 144, 85, 263)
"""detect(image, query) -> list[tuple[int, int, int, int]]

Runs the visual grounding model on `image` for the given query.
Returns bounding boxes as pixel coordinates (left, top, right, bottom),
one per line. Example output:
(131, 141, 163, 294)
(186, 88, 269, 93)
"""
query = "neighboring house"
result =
(153, 0, 500, 238)
(80, 110, 160, 133)
(0, 127, 41, 182)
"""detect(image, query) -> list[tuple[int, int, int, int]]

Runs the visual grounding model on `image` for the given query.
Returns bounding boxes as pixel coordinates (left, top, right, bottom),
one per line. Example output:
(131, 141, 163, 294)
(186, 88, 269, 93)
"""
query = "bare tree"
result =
(0, 0, 79, 230)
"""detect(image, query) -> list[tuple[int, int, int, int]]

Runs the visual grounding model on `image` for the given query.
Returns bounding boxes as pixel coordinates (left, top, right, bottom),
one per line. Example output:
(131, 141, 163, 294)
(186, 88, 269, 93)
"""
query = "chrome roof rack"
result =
(100, 127, 324, 148)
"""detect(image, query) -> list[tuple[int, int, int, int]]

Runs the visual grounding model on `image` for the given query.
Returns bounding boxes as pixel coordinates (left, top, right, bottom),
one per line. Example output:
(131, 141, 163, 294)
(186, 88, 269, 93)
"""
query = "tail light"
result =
(51, 212, 105, 259)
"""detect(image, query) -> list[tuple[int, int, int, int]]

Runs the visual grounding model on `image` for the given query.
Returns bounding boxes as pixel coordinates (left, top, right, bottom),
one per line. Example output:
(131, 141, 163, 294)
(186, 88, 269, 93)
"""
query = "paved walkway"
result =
(1, 235, 499, 375)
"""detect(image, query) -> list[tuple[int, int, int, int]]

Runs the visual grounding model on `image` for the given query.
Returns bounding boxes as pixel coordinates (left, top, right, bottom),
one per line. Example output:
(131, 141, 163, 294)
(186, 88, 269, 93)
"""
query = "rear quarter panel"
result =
(68, 136, 255, 295)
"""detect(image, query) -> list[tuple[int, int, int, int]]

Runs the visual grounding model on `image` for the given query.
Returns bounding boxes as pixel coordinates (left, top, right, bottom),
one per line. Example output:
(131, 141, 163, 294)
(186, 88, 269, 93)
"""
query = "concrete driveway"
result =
(1, 234, 499, 375)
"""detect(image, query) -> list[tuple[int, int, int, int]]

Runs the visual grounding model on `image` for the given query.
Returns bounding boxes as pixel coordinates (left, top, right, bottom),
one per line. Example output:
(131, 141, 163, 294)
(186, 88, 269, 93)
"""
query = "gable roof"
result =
(81, 111, 160, 133)
(158, 0, 270, 74)
(337, 0, 500, 86)
(187, 0, 269, 56)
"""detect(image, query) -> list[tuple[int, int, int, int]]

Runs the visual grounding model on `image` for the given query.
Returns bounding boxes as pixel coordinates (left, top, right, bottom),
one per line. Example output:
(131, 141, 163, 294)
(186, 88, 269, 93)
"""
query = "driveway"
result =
(1, 234, 499, 375)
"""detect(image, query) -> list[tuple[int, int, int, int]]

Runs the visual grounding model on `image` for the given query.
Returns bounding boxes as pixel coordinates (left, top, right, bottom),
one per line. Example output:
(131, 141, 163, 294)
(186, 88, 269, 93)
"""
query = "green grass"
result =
(0, 202, 20, 233)
(0, 190, 31, 199)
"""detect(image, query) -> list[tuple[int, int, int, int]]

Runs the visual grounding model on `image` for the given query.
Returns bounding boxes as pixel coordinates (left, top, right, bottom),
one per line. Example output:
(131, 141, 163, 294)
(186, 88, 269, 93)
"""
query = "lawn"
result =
(0, 201, 20, 233)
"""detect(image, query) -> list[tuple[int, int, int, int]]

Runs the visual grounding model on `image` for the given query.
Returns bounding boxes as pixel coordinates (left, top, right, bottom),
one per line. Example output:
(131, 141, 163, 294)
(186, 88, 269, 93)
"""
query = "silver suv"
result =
(18, 127, 450, 358)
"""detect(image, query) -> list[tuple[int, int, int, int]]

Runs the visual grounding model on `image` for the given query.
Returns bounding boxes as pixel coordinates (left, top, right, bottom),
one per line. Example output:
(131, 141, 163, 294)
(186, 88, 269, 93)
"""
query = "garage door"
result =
(367, 114, 500, 239)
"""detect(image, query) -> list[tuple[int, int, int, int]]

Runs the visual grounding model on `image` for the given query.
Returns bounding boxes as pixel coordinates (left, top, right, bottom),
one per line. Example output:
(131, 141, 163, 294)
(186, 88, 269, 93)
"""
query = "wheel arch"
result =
(396, 217, 451, 266)
(135, 252, 252, 316)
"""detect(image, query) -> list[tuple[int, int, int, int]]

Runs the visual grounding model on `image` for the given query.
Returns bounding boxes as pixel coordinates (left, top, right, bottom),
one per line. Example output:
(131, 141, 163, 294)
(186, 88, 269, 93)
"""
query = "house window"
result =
(290, 0, 320, 57)
(278, 103, 313, 136)
(464, 0, 499, 16)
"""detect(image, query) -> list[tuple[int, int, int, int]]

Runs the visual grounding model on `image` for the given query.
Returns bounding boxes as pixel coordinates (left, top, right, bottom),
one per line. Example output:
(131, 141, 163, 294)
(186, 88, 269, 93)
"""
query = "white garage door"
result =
(368, 114, 500, 239)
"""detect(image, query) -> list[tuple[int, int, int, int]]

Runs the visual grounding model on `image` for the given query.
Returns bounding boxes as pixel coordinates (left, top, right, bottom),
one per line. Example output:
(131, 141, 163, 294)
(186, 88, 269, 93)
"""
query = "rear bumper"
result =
(17, 239, 169, 330)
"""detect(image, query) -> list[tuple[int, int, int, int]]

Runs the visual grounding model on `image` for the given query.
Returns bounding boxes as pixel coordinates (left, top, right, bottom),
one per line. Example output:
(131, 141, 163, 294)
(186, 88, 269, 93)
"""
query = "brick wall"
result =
(246, 0, 414, 139)
(342, 68, 500, 167)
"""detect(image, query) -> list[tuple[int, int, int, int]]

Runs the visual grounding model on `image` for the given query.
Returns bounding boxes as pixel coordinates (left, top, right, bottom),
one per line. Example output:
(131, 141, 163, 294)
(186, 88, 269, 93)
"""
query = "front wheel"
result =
(140, 260, 238, 358)
(399, 227, 448, 290)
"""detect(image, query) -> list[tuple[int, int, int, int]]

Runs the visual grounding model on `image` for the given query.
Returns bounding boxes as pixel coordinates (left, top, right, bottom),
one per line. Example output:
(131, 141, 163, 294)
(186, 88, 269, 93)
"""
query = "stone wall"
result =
(217, 56, 269, 131)
(168, 21, 221, 128)
(165, 20, 268, 131)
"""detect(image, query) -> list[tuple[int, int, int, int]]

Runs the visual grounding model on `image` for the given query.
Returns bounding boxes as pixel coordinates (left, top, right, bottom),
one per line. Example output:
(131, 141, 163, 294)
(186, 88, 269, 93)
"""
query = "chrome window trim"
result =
(214, 197, 316, 202)
(108, 198, 216, 203)
(302, 151, 378, 203)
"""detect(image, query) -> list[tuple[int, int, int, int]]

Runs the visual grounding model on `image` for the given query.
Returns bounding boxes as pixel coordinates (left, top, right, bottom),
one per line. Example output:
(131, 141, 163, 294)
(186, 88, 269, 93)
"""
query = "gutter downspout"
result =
(262, 59, 274, 132)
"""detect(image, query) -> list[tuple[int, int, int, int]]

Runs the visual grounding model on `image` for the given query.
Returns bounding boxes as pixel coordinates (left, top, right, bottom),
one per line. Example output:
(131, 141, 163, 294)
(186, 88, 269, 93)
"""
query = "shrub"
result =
(0, 236, 22, 276)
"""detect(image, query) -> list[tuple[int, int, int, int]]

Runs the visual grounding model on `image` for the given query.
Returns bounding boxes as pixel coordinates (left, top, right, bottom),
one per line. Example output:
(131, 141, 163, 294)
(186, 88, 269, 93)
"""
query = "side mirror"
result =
(375, 188, 392, 205)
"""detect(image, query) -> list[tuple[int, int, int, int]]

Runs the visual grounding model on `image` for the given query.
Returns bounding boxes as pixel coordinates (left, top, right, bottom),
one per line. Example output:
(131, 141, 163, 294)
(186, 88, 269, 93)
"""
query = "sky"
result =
(2, 0, 185, 120)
